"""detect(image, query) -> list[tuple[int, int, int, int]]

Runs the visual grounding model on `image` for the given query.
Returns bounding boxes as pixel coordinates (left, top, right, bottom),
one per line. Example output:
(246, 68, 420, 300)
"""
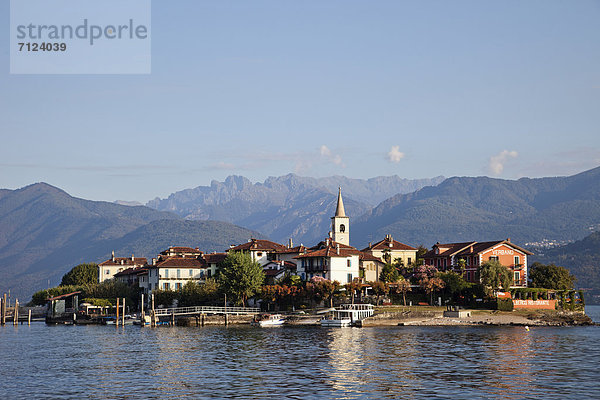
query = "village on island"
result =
(0, 189, 588, 328)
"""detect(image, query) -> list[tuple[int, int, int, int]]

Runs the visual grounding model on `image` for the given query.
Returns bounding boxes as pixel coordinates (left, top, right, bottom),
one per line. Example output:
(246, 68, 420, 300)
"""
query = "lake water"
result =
(1, 306, 599, 399)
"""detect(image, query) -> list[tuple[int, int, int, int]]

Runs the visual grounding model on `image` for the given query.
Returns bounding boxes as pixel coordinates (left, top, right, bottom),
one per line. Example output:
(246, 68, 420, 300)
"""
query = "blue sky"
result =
(1, 1, 599, 202)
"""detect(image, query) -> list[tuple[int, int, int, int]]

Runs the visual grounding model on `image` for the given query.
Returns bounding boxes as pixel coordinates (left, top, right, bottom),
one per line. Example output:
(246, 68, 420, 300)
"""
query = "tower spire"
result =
(335, 187, 346, 217)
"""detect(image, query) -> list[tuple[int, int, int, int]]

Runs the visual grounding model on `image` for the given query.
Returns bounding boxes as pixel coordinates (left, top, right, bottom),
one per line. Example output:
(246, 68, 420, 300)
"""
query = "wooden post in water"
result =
(122, 298, 125, 326)
(13, 299, 18, 325)
(140, 293, 145, 323)
(151, 293, 155, 327)
(28, 309, 31, 326)
(171, 311, 175, 326)
(116, 298, 120, 327)
(0, 297, 3, 326)
(2, 293, 6, 325)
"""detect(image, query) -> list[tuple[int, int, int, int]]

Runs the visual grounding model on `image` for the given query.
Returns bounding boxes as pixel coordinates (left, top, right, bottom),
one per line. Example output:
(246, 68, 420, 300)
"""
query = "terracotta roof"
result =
(47, 291, 81, 301)
(424, 240, 533, 258)
(228, 238, 287, 252)
(114, 267, 147, 277)
(359, 252, 385, 263)
(160, 246, 202, 255)
(276, 245, 308, 254)
(361, 236, 416, 252)
(154, 256, 206, 268)
(310, 239, 355, 251)
(295, 243, 360, 259)
(99, 257, 147, 267)
(203, 253, 227, 264)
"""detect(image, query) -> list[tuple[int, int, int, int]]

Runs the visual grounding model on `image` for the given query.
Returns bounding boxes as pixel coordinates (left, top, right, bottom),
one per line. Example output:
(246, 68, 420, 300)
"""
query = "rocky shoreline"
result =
(359, 309, 595, 327)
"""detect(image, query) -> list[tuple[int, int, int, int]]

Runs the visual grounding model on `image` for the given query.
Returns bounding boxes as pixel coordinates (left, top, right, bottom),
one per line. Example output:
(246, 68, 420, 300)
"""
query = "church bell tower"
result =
(331, 187, 349, 246)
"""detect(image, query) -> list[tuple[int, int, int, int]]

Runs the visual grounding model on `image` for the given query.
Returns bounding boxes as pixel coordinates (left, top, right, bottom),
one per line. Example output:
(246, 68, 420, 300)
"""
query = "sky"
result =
(1, 1, 599, 203)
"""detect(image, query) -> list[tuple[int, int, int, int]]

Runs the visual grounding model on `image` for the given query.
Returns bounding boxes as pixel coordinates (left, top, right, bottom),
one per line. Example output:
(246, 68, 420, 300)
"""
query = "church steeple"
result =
(331, 187, 350, 246)
(335, 187, 346, 217)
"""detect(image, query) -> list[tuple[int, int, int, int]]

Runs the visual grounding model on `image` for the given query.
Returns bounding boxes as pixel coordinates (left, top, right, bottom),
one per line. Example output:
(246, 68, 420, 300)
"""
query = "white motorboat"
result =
(252, 313, 286, 327)
(320, 304, 374, 327)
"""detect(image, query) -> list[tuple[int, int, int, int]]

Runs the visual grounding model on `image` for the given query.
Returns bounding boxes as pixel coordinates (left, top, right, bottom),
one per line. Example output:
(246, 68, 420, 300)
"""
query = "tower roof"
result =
(335, 187, 346, 217)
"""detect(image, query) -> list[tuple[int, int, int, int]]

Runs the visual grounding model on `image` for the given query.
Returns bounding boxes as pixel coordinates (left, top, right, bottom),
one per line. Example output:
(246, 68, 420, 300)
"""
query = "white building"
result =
(227, 238, 287, 266)
(295, 238, 360, 283)
(98, 252, 147, 283)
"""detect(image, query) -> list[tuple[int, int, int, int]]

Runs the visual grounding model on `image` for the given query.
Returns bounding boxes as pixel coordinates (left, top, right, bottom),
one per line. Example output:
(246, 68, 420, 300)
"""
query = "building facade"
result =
(423, 239, 532, 287)
(98, 252, 147, 283)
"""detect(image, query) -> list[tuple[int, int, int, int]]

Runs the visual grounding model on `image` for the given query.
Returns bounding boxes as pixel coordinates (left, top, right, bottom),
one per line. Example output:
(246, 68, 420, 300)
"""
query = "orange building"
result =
(423, 239, 532, 287)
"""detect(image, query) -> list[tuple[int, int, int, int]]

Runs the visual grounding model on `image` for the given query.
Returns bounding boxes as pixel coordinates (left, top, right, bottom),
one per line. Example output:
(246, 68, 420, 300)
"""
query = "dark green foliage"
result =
(479, 260, 513, 293)
(61, 263, 98, 286)
(497, 298, 514, 311)
(152, 289, 179, 308)
(30, 285, 81, 306)
(178, 279, 220, 306)
(532, 232, 600, 293)
(529, 262, 576, 290)
(218, 252, 265, 306)
(437, 271, 469, 297)
(379, 263, 400, 283)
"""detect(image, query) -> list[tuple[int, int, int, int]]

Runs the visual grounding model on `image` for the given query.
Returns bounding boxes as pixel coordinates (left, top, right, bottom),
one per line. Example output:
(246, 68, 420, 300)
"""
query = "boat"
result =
(320, 304, 374, 327)
(252, 313, 286, 327)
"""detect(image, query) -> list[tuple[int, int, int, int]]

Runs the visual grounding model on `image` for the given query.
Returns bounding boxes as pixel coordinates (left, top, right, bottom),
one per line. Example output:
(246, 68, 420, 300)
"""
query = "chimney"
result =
(131, 254, 135, 261)
(507, 238, 511, 243)
(336, 243, 340, 255)
(111, 251, 115, 262)
(121, 259, 124, 265)
(368, 242, 372, 248)
(152, 258, 156, 265)
(288, 238, 293, 249)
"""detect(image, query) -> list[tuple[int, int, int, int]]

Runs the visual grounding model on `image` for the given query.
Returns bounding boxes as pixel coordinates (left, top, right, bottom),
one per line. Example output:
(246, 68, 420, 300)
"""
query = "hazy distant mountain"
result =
(114, 200, 143, 207)
(531, 231, 600, 295)
(352, 166, 600, 248)
(0, 183, 259, 301)
(146, 173, 444, 244)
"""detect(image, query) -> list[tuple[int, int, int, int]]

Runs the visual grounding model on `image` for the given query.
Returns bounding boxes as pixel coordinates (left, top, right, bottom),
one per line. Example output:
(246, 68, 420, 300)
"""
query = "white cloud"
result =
(387, 146, 405, 163)
(319, 145, 345, 167)
(489, 150, 518, 175)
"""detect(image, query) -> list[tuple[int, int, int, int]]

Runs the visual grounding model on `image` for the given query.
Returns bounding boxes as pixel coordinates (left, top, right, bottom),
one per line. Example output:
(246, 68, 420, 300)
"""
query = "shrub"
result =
(497, 298, 514, 311)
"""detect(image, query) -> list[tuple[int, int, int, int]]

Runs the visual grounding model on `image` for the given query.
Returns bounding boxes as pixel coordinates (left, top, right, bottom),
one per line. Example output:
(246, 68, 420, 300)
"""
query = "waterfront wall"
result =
(513, 299, 556, 310)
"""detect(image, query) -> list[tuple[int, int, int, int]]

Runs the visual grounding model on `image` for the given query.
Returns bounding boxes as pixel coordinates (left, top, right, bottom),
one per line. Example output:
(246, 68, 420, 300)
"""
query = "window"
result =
(163, 282, 170, 290)
(347, 273, 352, 283)
(347, 259, 351, 267)
(407, 257, 412, 265)
(105, 270, 110, 275)
(200, 271, 205, 278)
(514, 256, 520, 265)
(189, 269, 193, 277)
(207, 270, 212, 278)
(175, 283, 182, 290)
(514, 271, 520, 284)
(164, 269, 169, 278)
(489, 256, 499, 262)
(177, 269, 181, 279)
(257, 252, 263, 257)
(340, 224, 345, 233)
(466, 271, 471, 282)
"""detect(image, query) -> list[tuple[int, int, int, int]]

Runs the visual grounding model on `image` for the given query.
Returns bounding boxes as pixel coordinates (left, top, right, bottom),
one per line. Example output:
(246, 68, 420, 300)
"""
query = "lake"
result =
(1, 306, 599, 399)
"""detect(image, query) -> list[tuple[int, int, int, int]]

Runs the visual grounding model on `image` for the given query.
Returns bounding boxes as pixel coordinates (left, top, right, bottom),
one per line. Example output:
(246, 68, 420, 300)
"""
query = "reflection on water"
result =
(0, 319, 598, 399)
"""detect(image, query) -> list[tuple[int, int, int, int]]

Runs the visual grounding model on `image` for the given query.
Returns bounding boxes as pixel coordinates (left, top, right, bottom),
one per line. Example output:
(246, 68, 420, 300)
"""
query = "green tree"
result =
(437, 271, 468, 301)
(478, 260, 513, 294)
(61, 263, 98, 286)
(380, 263, 400, 283)
(529, 262, 576, 290)
(218, 252, 265, 306)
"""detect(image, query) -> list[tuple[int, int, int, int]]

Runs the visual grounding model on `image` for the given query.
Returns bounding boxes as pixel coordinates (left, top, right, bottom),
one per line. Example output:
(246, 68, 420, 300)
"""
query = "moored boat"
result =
(320, 304, 374, 327)
(252, 313, 286, 327)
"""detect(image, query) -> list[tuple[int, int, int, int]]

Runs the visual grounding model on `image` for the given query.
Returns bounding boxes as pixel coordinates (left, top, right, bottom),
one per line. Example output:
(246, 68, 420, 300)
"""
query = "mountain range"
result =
(146, 174, 445, 245)
(352, 166, 600, 247)
(0, 184, 260, 301)
(2, 167, 600, 301)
